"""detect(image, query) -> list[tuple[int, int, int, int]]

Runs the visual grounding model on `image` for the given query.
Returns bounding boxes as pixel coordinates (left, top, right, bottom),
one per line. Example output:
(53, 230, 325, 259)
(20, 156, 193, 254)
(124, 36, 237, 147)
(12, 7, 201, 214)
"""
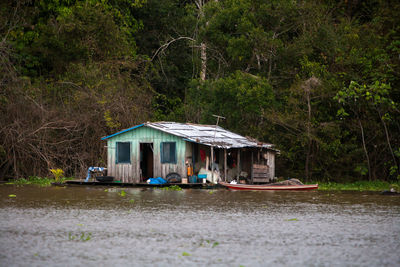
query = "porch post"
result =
(251, 150, 254, 184)
(237, 149, 240, 181)
(211, 146, 214, 182)
(224, 149, 227, 182)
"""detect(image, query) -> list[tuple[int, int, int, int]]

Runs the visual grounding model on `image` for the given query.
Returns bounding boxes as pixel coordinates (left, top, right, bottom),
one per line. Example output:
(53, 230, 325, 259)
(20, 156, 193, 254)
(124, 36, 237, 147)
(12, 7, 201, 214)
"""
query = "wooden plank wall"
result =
(252, 164, 270, 183)
(251, 150, 276, 182)
(266, 150, 275, 179)
(106, 126, 186, 183)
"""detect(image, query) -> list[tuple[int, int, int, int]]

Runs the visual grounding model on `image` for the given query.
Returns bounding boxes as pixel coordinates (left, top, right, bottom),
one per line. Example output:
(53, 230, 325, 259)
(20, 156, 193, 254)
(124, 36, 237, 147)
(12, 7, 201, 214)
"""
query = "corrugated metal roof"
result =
(102, 121, 276, 149)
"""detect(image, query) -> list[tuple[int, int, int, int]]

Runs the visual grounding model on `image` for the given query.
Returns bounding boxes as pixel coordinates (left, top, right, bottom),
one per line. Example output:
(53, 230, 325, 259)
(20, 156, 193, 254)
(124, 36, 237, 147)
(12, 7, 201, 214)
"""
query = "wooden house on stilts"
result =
(101, 122, 278, 184)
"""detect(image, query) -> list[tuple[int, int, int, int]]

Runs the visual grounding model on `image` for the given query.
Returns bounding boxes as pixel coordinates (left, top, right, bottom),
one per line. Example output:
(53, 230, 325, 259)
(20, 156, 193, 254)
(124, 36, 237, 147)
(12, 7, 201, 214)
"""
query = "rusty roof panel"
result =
(102, 121, 276, 149)
(146, 122, 274, 149)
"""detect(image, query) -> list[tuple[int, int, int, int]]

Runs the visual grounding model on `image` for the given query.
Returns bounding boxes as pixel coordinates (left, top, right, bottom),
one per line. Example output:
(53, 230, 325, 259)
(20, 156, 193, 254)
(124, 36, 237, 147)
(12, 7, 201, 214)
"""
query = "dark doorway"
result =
(140, 143, 154, 181)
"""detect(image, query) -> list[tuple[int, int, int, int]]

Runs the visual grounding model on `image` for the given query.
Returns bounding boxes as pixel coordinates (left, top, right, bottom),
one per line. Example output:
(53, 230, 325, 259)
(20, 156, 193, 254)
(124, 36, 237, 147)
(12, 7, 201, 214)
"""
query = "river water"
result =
(0, 185, 399, 267)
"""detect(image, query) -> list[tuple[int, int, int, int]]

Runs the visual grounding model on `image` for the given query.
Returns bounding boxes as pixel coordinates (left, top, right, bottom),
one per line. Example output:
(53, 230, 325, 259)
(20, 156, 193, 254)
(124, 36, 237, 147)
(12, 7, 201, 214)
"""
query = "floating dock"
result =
(58, 180, 219, 189)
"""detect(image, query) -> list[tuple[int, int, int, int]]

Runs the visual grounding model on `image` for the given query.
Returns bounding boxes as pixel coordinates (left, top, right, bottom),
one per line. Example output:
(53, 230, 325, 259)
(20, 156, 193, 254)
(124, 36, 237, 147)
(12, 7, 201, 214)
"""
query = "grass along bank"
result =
(316, 180, 400, 192)
(4, 176, 73, 187)
(2, 168, 73, 187)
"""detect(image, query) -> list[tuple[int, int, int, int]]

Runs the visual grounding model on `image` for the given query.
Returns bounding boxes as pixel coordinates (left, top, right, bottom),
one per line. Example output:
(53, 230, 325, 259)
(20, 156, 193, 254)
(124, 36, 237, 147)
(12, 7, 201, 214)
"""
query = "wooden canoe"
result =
(219, 181, 318, 191)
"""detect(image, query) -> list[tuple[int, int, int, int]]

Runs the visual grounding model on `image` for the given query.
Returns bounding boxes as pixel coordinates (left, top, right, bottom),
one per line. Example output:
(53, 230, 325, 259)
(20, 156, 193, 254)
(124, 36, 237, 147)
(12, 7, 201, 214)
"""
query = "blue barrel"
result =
(189, 175, 198, 183)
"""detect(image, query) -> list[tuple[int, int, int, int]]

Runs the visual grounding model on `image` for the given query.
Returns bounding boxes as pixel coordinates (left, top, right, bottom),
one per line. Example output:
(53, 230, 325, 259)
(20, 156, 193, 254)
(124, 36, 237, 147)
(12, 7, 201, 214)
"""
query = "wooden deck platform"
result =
(58, 180, 219, 189)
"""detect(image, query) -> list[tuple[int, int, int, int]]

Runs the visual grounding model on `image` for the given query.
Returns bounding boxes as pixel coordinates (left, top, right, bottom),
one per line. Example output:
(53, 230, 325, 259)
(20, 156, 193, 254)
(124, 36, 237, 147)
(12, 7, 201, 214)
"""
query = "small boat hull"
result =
(219, 182, 318, 191)
(96, 176, 114, 182)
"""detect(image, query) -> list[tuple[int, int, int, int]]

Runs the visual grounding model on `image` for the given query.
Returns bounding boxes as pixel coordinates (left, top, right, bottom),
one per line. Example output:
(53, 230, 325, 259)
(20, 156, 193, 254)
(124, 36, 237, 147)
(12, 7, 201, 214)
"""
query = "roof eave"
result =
(101, 124, 144, 140)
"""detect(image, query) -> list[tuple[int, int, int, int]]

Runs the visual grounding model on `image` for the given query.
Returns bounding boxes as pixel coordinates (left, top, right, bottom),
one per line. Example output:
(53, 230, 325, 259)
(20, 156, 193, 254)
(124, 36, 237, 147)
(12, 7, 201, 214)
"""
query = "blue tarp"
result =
(148, 177, 168, 185)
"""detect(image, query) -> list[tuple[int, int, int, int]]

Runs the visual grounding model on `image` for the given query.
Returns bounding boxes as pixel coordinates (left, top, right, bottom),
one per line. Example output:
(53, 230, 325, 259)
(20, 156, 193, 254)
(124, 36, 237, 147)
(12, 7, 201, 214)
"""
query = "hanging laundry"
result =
(200, 149, 206, 161)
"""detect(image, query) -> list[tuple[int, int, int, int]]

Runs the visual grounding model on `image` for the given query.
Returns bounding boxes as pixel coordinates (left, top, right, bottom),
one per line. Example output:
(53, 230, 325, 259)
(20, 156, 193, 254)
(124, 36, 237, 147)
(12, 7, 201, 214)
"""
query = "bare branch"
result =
(151, 36, 196, 61)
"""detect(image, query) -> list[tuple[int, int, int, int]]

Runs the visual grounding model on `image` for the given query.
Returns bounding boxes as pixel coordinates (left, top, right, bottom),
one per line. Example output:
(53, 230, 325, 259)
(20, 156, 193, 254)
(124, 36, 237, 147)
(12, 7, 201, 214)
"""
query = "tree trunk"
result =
(195, 0, 207, 82)
(304, 80, 313, 182)
(358, 119, 372, 181)
(305, 93, 311, 181)
(376, 108, 398, 172)
(200, 42, 207, 81)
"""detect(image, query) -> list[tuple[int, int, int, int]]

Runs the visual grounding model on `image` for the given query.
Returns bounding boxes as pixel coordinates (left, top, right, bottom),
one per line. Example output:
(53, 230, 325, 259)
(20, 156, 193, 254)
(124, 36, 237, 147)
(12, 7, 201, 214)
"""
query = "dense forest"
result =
(1, 0, 399, 182)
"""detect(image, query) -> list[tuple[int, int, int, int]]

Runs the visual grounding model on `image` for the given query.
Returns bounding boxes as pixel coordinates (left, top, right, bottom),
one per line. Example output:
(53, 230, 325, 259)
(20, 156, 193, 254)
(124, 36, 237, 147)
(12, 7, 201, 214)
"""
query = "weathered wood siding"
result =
(266, 150, 275, 179)
(252, 164, 270, 183)
(106, 126, 186, 183)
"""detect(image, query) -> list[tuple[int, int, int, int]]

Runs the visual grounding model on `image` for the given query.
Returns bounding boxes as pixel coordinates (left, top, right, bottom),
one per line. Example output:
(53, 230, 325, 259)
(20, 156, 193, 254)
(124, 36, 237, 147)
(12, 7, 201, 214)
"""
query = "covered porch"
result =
(186, 142, 276, 184)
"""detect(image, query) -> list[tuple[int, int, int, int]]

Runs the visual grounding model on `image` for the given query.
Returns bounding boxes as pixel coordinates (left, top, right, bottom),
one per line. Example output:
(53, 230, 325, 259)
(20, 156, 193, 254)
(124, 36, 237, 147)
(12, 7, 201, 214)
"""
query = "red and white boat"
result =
(219, 181, 318, 191)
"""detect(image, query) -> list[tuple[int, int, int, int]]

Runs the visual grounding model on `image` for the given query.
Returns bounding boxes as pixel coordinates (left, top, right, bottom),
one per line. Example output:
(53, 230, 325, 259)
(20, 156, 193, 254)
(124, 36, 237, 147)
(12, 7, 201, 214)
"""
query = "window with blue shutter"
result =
(161, 142, 176, 164)
(116, 142, 131, 163)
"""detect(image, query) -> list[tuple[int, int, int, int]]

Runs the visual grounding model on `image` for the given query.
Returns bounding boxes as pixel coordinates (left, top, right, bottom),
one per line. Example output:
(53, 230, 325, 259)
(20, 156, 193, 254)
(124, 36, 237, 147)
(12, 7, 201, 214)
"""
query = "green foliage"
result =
(50, 168, 64, 182)
(104, 110, 121, 129)
(68, 231, 92, 241)
(391, 183, 400, 192)
(317, 181, 400, 191)
(162, 185, 182, 191)
(186, 71, 275, 139)
(0, 0, 153, 180)
(10, 177, 55, 187)
(14, 1, 135, 76)
(335, 81, 393, 107)
(202, 0, 300, 77)
(199, 239, 220, 249)
(1, 0, 399, 183)
(335, 80, 399, 180)
(212, 241, 219, 248)
(354, 165, 368, 176)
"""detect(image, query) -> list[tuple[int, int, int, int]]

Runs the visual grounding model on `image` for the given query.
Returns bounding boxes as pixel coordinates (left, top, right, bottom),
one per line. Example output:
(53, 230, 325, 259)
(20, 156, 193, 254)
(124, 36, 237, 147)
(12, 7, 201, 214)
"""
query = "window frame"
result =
(160, 142, 177, 164)
(116, 142, 131, 164)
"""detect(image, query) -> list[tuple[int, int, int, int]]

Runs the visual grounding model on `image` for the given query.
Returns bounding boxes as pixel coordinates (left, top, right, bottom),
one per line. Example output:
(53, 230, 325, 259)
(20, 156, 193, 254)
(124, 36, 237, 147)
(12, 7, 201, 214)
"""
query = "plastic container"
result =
(198, 174, 207, 184)
(198, 174, 207, 179)
(189, 175, 197, 183)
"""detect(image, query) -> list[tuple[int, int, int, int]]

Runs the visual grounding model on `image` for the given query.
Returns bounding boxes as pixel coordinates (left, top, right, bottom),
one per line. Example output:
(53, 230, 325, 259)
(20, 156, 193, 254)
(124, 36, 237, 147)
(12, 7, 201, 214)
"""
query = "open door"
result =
(140, 143, 154, 182)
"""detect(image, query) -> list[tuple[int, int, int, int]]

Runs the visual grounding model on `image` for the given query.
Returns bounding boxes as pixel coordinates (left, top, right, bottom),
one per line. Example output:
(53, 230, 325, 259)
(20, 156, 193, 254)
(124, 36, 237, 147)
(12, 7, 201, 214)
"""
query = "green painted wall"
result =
(106, 126, 186, 183)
